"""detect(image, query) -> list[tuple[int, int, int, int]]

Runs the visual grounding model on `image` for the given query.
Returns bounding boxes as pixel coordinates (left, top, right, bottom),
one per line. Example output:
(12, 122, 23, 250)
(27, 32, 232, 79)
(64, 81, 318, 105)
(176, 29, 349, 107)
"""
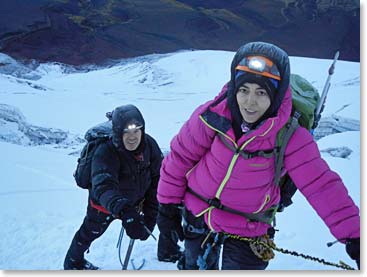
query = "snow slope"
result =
(0, 49, 360, 272)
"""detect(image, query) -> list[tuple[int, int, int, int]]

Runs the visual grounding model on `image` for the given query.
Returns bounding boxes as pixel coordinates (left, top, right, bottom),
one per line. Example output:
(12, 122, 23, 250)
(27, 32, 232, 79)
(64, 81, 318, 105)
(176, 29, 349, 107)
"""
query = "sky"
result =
(0, 44, 361, 277)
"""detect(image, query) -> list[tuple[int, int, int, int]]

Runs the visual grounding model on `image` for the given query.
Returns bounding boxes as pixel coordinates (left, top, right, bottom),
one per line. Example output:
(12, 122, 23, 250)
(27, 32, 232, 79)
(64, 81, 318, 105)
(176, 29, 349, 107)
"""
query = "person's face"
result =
(122, 127, 142, 151)
(236, 82, 271, 123)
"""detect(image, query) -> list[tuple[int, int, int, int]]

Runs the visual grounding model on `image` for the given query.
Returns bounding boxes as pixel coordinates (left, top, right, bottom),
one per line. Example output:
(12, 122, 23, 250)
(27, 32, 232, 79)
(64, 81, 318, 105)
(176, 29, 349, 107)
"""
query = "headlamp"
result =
(235, 56, 281, 81)
(248, 57, 266, 72)
(123, 124, 143, 132)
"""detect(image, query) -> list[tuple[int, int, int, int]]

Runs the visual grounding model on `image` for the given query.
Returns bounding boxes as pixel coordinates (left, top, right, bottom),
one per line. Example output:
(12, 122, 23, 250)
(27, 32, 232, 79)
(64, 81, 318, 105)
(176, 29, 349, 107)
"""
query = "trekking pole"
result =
(117, 226, 124, 248)
(122, 238, 135, 270)
(117, 226, 125, 268)
(143, 225, 157, 241)
(313, 51, 340, 129)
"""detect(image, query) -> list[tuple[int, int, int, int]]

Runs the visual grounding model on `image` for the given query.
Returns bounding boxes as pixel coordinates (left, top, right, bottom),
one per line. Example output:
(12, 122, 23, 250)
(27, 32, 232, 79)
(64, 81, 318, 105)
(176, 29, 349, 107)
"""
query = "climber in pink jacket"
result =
(156, 42, 360, 270)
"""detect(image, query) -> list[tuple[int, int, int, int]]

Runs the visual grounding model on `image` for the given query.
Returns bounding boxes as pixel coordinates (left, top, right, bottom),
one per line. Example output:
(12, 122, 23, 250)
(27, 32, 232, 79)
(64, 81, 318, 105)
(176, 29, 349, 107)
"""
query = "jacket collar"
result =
(203, 86, 292, 143)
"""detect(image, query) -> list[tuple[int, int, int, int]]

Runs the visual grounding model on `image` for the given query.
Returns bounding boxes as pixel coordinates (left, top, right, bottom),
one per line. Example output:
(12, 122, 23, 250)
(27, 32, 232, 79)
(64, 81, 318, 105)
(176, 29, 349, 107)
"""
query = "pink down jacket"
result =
(157, 85, 360, 240)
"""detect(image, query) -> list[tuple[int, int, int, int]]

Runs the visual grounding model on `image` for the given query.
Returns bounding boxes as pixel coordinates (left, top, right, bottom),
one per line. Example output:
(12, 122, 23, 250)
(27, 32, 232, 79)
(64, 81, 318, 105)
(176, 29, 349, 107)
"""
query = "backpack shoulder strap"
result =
(274, 112, 300, 186)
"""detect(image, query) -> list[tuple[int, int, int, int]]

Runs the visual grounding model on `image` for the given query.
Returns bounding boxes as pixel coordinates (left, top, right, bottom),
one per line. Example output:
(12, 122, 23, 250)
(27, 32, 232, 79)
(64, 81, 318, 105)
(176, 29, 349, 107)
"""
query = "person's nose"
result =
(127, 133, 136, 139)
(246, 92, 256, 106)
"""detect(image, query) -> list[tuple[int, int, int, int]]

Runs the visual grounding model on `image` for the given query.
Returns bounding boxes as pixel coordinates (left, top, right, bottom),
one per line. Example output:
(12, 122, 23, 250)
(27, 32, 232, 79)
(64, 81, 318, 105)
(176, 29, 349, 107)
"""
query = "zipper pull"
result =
(326, 237, 348, 247)
(326, 239, 339, 247)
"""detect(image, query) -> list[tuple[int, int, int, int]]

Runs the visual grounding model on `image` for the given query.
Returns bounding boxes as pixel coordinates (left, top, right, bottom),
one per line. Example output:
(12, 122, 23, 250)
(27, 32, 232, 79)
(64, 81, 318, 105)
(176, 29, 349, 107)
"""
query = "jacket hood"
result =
(111, 104, 145, 153)
(227, 42, 291, 139)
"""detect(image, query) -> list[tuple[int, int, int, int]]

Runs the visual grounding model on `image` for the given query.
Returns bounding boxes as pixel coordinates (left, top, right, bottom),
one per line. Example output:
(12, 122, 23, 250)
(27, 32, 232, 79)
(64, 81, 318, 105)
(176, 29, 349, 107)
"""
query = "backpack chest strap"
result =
(187, 187, 277, 224)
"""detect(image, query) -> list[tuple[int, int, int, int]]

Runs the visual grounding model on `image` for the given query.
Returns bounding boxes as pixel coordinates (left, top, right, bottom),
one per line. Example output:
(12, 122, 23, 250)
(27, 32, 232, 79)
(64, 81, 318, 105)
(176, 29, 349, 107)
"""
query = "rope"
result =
(224, 233, 356, 270)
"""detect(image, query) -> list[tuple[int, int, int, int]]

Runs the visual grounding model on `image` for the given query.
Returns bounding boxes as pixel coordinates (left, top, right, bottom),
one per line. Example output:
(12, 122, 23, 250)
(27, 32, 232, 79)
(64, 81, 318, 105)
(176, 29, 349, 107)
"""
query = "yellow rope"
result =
(223, 232, 355, 270)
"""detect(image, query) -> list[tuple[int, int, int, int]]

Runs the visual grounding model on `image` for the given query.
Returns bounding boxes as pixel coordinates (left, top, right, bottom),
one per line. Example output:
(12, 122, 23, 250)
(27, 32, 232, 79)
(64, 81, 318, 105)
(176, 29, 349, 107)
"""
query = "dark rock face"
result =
(0, 0, 359, 65)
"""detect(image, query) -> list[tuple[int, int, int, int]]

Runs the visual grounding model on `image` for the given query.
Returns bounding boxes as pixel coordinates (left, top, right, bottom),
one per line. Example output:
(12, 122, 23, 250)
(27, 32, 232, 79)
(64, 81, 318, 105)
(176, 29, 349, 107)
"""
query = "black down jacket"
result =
(90, 134, 163, 222)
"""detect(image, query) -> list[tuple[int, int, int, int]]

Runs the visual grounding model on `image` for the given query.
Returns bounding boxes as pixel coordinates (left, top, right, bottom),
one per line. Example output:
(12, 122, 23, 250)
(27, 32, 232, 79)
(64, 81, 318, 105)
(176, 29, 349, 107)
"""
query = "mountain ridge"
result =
(0, 0, 359, 65)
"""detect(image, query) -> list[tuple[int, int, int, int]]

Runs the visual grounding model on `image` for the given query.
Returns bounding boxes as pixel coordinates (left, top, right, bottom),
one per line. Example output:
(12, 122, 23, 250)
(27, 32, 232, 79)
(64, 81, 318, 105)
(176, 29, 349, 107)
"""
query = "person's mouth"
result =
(244, 108, 258, 115)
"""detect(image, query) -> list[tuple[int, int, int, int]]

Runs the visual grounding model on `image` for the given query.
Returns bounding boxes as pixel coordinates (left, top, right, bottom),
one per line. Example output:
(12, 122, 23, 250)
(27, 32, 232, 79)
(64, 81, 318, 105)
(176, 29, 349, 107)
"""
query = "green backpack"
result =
(290, 73, 320, 129)
(275, 73, 320, 211)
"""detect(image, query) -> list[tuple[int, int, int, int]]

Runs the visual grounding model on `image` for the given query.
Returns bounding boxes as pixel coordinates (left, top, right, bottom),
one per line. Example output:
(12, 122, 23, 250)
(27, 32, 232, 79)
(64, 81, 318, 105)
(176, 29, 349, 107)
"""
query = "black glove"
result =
(121, 207, 148, 240)
(157, 204, 184, 241)
(346, 238, 360, 269)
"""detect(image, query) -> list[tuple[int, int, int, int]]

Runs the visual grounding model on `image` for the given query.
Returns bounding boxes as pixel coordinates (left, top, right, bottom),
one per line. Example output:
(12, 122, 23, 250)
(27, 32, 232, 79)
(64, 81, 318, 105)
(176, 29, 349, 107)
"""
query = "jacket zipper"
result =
(253, 194, 271, 214)
(185, 162, 199, 178)
(197, 115, 275, 230)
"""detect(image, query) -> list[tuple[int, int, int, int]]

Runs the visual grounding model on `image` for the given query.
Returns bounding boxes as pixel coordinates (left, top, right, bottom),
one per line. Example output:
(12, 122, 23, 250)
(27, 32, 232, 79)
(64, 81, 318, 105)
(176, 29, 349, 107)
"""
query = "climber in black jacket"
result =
(64, 104, 163, 270)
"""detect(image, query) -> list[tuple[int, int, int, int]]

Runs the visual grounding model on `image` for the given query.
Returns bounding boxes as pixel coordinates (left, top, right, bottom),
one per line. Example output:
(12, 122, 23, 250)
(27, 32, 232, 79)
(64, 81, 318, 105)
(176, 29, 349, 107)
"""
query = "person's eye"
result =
(257, 90, 267, 96)
(239, 88, 249, 94)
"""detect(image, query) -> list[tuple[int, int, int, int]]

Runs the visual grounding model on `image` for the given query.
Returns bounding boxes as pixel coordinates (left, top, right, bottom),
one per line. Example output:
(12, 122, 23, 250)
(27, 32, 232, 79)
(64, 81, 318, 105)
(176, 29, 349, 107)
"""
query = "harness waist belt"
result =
(187, 187, 277, 224)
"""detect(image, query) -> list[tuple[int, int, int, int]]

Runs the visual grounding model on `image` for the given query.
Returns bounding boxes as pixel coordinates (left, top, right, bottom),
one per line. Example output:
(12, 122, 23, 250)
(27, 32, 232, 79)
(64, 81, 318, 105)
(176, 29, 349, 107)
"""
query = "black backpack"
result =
(74, 119, 112, 189)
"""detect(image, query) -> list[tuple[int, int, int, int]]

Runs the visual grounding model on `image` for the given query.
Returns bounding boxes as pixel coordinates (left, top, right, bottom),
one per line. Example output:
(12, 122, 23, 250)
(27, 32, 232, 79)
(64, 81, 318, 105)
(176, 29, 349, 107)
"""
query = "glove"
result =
(121, 207, 148, 240)
(346, 238, 360, 269)
(157, 204, 184, 241)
